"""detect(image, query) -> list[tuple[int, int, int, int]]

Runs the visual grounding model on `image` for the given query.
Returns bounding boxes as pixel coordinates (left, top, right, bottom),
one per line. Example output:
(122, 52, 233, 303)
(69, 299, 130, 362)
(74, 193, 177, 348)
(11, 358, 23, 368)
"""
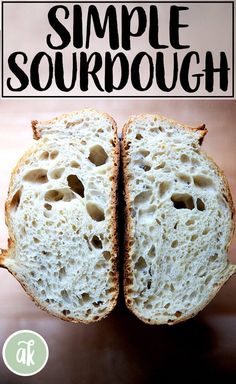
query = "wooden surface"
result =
(0, 100, 235, 383)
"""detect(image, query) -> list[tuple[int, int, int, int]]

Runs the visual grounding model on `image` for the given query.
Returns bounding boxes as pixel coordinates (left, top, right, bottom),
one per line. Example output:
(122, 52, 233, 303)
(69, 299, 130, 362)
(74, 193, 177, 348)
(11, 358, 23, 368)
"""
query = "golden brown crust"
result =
(103, 110, 120, 317)
(1, 109, 120, 324)
(201, 150, 235, 230)
(31, 120, 40, 140)
(121, 113, 235, 325)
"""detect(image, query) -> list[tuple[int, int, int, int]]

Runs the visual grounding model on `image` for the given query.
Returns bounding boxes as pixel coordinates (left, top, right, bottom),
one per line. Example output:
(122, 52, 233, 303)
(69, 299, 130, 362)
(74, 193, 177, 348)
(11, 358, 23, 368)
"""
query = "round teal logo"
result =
(2, 330, 49, 376)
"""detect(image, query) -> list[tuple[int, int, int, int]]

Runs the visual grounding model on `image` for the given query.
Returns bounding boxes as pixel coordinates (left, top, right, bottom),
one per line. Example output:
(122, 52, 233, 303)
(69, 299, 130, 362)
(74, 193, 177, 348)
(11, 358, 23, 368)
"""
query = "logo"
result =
(2, 330, 49, 376)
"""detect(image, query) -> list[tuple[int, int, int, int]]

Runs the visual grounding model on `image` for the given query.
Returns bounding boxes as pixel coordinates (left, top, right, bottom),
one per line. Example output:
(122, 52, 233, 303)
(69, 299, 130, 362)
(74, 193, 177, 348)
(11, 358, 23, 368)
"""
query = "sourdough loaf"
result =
(122, 114, 235, 324)
(1, 109, 119, 323)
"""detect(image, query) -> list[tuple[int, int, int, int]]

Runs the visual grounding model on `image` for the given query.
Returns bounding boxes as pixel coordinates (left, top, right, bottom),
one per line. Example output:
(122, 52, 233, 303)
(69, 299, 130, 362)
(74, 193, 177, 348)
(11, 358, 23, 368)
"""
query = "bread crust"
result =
(121, 113, 236, 325)
(1, 109, 120, 323)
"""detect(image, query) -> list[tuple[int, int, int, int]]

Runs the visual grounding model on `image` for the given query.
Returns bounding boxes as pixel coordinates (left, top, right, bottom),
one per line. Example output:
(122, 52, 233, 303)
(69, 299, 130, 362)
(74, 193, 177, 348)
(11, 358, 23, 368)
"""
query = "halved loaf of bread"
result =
(0, 109, 119, 323)
(122, 114, 236, 325)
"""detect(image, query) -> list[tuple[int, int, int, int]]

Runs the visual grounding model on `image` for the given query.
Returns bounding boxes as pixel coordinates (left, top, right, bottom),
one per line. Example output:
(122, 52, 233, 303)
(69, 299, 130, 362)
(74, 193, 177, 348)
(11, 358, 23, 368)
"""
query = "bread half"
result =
(1, 109, 119, 323)
(122, 114, 236, 325)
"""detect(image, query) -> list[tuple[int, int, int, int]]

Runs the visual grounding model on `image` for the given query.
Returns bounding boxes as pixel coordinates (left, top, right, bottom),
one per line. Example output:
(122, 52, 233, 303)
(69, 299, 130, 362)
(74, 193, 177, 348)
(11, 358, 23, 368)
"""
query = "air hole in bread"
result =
(126, 299, 132, 304)
(70, 161, 80, 168)
(44, 203, 52, 211)
(203, 228, 210, 235)
(125, 141, 131, 150)
(59, 267, 66, 279)
(91, 235, 102, 249)
(150, 127, 158, 133)
(155, 162, 166, 170)
(171, 240, 178, 248)
(205, 275, 212, 284)
(82, 293, 90, 302)
(93, 301, 103, 307)
(193, 175, 213, 188)
(86, 309, 92, 316)
(95, 261, 107, 268)
(134, 190, 152, 205)
(33, 237, 40, 244)
(223, 193, 229, 203)
(50, 150, 59, 159)
(45, 189, 63, 202)
(32, 220, 37, 228)
(88, 145, 108, 166)
(10, 189, 21, 211)
(50, 168, 65, 179)
(186, 219, 195, 226)
(143, 164, 151, 172)
(67, 175, 84, 198)
(84, 234, 92, 251)
(136, 133, 143, 140)
(180, 154, 189, 163)
(103, 251, 111, 260)
(139, 149, 150, 158)
(209, 254, 218, 262)
(45, 189, 75, 202)
(86, 202, 105, 221)
(191, 234, 198, 241)
(39, 151, 49, 160)
(133, 298, 140, 305)
(148, 245, 156, 258)
(197, 266, 205, 276)
(177, 174, 191, 184)
(164, 303, 170, 309)
(135, 256, 147, 271)
(62, 309, 70, 316)
(159, 181, 171, 197)
(170, 284, 175, 292)
(21, 227, 26, 235)
(66, 120, 82, 128)
(196, 198, 205, 211)
(171, 193, 194, 210)
(23, 169, 48, 184)
(175, 311, 182, 318)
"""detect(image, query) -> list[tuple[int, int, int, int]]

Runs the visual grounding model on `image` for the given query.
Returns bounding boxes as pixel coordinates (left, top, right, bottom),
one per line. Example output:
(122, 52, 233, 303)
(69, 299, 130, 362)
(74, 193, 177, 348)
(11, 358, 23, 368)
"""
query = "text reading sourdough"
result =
(2, 2, 233, 97)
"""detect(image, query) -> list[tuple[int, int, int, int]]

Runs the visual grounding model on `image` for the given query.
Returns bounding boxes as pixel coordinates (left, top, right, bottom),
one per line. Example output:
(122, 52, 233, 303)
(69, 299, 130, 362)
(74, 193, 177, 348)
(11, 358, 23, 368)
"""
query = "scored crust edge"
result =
(0, 108, 120, 324)
(121, 113, 236, 325)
